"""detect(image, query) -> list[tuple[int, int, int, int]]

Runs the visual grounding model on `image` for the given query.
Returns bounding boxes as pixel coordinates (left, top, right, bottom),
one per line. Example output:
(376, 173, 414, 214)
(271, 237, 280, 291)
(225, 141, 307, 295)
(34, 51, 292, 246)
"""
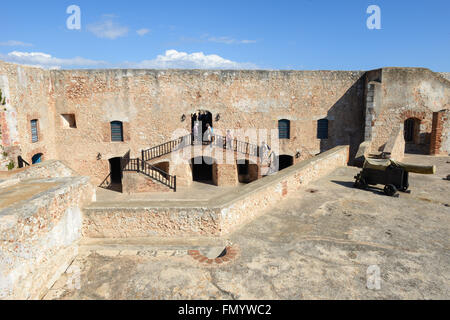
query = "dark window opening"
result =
(278, 119, 290, 139)
(61, 114, 77, 128)
(109, 157, 122, 184)
(31, 119, 39, 143)
(32, 153, 43, 164)
(111, 121, 123, 142)
(278, 155, 293, 171)
(317, 119, 329, 139)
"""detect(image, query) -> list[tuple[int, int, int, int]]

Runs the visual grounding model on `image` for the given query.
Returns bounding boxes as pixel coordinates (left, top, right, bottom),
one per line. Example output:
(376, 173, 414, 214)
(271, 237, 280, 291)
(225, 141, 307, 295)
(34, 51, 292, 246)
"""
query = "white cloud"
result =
(0, 51, 107, 69)
(136, 28, 150, 36)
(124, 50, 257, 69)
(0, 40, 33, 47)
(87, 16, 129, 39)
(0, 50, 257, 70)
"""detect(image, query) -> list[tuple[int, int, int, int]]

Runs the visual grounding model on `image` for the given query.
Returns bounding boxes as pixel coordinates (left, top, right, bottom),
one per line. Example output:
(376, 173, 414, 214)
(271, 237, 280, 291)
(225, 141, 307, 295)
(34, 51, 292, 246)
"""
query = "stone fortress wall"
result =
(0, 60, 449, 299)
(1, 60, 449, 183)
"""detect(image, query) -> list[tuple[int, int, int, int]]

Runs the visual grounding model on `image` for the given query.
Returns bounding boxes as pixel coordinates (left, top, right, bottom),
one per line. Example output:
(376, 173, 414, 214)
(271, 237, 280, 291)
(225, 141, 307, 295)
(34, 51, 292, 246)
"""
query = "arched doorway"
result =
(109, 157, 122, 184)
(278, 155, 294, 171)
(191, 110, 213, 143)
(32, 153, 43, 164)
(404, 118, 428, 154)
(404, 118, 420, 144)
(191, 156, 215, 184)
(153, 161, 170, 173)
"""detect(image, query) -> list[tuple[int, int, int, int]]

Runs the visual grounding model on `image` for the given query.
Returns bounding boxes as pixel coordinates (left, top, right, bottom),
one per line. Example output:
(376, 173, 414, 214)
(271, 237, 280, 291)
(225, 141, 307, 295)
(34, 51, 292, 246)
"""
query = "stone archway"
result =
(31, 153, 43, 164)
(404, 118, 421, 144)
(402, 111, 430, 155)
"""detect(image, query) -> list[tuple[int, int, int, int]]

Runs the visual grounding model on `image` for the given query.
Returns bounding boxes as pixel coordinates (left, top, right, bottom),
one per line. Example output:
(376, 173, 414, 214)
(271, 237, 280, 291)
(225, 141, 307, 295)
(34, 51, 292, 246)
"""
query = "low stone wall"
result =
(12, 160, 77, 180)
(218, 145, 349, 234)
(83, 146, 349, 238)
(0, 176, 94, 300)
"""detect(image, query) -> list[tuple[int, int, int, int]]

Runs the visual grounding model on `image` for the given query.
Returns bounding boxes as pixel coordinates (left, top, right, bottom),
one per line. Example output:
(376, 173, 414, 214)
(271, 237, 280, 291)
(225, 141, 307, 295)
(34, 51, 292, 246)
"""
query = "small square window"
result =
(61, 114, 77, 128)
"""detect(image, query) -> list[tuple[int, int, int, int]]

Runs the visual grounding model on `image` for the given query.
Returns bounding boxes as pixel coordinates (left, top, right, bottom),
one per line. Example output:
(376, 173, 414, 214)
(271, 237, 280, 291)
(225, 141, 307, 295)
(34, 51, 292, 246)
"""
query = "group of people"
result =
(192, 121, 214, 144)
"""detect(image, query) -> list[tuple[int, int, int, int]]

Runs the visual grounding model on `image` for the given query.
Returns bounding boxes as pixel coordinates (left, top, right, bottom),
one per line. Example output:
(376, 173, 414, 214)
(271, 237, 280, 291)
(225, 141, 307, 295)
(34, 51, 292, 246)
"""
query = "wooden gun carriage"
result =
(354, 159, 436, 197)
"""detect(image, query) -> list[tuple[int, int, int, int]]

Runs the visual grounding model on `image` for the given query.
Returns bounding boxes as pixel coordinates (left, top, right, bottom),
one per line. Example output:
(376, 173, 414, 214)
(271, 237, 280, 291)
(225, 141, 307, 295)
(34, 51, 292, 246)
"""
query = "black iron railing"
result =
(124, 158, 176, 192)
(99, 173, 112, 189)
(142, 134, 193, 162)
(142, 134, 263, 162)
(213, 135, 260, 157)
(18, 156, 30, 168)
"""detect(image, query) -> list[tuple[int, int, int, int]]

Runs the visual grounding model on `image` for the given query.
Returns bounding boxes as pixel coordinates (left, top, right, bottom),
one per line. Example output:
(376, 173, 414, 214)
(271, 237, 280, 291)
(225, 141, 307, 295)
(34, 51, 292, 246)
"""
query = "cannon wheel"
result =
(400, 183, 409, 192)
(354, 175, 368, 190)
(384, 184, 398, 197)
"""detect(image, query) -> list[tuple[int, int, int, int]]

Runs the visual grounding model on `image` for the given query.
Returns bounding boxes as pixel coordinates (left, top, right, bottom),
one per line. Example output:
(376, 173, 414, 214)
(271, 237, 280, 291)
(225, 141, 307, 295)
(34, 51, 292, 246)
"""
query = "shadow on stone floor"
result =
(330, 180, 386, 196)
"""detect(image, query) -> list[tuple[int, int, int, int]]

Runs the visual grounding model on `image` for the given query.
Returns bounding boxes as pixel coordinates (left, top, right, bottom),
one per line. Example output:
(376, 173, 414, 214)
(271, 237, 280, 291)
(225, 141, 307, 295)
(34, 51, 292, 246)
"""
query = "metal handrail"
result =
(124, 158, 176, 192)
(99, 173, 112, 188)
(141, 133, 264, 162)
(142, 134, 192, 162)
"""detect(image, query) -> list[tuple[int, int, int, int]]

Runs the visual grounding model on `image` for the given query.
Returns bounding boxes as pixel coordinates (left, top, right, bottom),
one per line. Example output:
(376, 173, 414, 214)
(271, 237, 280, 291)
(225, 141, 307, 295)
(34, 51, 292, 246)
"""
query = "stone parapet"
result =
(82, 145, 349, 238)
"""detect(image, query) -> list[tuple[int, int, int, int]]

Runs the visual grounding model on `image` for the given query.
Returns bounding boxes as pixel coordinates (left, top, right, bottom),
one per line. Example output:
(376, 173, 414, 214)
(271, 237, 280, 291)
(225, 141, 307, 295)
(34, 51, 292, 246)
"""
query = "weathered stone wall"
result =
(430, 109, 450, 155)
(218, 145, 349, 234)
(0, 175, 94, 300)
(439, 73, 450, 82)
(1, 59, 448, 182)
(82, 145, 349, 238)
(12, 160, 78, 180)
(0, 61, 57, 168)
(51, 69, 365, 184)
(122, 171, 171, 193)
(369, 68, 450, 154)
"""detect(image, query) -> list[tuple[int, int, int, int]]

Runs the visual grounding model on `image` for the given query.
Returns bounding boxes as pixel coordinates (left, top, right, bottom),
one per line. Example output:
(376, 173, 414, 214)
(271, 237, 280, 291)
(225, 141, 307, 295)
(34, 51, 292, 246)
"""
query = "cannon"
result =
(354, 158, 436, 197)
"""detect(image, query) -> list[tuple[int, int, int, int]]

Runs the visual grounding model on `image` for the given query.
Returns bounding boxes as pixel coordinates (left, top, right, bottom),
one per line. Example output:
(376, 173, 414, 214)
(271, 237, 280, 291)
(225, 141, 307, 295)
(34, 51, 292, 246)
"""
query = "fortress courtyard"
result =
(41, 154, 449, 300)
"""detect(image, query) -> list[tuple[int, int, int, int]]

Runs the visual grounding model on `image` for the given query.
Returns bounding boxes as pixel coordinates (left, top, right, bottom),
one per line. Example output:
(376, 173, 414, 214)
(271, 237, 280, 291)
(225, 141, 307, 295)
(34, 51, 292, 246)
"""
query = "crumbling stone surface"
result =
(45, 154, 450, 300)
(0, 175, 94, 299)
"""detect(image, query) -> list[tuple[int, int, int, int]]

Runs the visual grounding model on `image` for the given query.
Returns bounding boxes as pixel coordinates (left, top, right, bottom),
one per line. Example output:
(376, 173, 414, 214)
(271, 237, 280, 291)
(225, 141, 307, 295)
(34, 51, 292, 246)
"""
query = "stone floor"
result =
(96, 181, 243, 203)
(44, 154, 450, 300)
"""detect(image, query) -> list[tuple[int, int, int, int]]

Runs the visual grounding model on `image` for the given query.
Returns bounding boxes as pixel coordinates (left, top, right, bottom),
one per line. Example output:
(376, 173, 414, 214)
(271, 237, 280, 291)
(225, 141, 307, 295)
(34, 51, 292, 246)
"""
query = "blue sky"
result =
(1, 0, 449, 70)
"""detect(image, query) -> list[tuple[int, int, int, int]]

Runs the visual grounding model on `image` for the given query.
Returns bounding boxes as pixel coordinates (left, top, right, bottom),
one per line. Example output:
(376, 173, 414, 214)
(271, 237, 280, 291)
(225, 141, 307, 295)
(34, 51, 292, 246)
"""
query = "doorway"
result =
(404, 118, 428, 154)
(191, 110, 213, 142)
(404, 118, 420, 143)
(191, 156, 214, 184)
(237, 160, 259, 184)
(109, 157, 123, 184)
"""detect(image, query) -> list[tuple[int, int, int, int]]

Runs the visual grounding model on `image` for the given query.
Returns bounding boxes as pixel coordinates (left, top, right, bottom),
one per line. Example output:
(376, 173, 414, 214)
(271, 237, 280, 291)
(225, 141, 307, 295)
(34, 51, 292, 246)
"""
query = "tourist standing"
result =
(226, 130, 233, 150)
(193, 121, 200, 144)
